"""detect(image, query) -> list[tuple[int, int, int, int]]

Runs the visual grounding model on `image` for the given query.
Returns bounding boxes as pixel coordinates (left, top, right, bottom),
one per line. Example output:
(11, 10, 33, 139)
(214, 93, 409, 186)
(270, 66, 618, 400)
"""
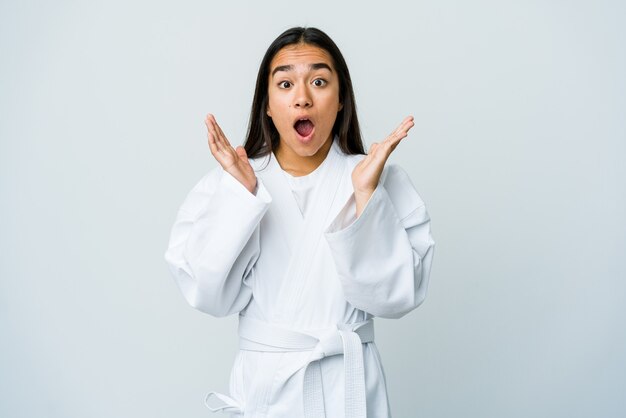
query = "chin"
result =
(297, 138, 328, 156)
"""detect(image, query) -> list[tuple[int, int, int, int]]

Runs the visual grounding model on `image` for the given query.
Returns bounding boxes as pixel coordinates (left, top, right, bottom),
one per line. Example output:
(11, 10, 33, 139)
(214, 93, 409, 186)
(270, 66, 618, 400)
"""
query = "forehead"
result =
(269, 44, 335, 72)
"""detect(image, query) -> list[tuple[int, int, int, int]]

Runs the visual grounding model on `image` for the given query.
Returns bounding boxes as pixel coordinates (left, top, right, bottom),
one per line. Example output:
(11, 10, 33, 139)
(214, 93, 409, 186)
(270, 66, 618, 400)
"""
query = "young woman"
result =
(165, 27, 435, 418)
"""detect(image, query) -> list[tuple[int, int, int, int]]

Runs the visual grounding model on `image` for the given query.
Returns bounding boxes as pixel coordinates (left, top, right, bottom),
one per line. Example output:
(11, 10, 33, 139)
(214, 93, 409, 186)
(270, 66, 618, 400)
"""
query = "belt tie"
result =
(241, 315, 373, 418)
(205, 315, 374, 417)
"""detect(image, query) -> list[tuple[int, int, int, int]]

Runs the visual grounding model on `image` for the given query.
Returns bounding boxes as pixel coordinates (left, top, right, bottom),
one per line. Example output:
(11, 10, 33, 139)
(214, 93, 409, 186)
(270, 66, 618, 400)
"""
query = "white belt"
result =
(205, 315, 375, 417)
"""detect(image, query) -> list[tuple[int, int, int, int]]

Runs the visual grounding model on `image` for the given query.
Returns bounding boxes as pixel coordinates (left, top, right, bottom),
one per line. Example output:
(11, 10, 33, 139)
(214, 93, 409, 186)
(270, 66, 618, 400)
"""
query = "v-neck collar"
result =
(250, 137, 351, 322)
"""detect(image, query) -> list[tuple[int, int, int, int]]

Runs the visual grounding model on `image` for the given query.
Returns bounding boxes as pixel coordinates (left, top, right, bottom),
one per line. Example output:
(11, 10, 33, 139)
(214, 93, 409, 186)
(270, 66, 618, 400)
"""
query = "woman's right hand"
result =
(205, 113, 257, 194)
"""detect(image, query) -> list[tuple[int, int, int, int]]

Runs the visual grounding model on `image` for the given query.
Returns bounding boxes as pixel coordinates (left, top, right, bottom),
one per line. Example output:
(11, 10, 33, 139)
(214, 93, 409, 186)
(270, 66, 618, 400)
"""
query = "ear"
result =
(266, 106, 272, 118)
(338, 102, 343, 112)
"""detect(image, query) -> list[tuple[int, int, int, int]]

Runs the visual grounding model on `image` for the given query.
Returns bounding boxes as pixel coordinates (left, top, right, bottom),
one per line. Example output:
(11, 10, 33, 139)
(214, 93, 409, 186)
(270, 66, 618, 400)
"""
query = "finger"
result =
(210, 116, 235, 156)
(205, 117, 219, 155)
(402, 116, 415, 134)
(235, 145, 248, 161)
(206, 115, 222, 153)
(377, 118, 413, 159)
(387, 116, 415, 145)
(394, 115, 414, 133)
(207, 114, 227, 153)
(362, 143, 384, 167)
(392, 116, 414, 137)
(211, 114, 233, 149)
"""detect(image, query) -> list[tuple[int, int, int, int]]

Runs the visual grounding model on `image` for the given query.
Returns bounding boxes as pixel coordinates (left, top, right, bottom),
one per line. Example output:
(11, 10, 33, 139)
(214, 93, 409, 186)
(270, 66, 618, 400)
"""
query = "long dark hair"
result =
(244, 27, 365, 160)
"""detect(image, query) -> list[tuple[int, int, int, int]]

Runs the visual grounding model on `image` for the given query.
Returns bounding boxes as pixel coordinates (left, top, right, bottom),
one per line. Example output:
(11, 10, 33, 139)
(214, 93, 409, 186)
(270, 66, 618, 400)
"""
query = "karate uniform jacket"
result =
(164, 138, 435, 417)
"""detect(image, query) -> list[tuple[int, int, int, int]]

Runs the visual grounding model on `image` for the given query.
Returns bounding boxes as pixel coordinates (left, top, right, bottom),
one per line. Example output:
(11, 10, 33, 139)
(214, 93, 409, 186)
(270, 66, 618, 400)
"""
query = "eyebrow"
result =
(271, 63, 333, 77)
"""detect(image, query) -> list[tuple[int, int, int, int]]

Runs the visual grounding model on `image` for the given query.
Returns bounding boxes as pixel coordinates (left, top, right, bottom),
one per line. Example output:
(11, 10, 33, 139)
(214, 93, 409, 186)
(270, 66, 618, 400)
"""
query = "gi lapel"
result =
(269, 138, 348, 323)
(253, 152, 305, 256)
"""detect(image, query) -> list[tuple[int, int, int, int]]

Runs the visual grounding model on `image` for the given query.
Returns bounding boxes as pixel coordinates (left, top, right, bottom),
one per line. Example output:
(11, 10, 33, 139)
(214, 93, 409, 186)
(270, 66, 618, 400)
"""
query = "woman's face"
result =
(266, 43, 343, 163)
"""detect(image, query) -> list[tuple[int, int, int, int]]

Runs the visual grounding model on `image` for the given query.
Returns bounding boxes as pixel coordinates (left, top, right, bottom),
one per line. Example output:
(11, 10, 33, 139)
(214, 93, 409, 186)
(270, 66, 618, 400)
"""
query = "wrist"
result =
(354, 188, 374, 200)
(354, 189, 374, 218)
(249, 178, 258, 195)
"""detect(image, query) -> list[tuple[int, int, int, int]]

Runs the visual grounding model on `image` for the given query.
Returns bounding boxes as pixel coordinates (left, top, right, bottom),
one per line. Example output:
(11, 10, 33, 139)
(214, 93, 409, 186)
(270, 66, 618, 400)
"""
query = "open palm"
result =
(352, 115, 415, 194)
(205, 114, 257, 194)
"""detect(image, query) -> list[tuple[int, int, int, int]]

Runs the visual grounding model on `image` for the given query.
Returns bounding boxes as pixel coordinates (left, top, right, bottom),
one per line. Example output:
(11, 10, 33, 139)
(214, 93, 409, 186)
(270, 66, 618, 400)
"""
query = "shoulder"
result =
(249, 153, 272, 173)
(379, 163, 427, 222)
(341, 151, 367, 172)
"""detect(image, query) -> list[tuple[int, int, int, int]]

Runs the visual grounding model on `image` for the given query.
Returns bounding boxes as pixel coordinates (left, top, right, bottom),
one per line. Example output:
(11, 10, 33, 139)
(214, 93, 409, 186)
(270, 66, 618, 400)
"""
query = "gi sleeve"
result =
(164, 166, 272, 317)
(323, 164, 435, 319)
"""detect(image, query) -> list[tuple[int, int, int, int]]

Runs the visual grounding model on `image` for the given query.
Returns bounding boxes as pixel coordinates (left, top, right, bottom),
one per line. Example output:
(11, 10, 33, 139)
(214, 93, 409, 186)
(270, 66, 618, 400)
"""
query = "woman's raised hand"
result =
(351, 115, 415, 217)
(205, 114, 257, 194)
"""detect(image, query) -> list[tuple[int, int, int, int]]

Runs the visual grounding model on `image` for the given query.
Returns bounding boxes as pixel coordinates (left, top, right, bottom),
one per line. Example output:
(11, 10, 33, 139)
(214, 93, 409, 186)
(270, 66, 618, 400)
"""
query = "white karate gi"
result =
(164, 137, 435, 417)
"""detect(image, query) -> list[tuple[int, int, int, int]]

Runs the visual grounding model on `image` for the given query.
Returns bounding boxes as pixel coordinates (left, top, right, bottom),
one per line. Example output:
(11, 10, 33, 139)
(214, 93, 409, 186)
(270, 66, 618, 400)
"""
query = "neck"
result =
(275, 136, 334, 177)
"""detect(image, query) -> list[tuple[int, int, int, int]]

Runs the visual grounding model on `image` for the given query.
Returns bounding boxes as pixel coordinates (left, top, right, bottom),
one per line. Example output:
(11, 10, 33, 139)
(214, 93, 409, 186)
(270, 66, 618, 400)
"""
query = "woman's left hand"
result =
(352, 115, 415, 217)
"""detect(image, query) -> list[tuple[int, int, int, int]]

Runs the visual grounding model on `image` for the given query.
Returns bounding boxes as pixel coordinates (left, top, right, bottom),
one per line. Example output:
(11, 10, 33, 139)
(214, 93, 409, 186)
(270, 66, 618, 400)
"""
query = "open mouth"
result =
(293, 118, 315, 139)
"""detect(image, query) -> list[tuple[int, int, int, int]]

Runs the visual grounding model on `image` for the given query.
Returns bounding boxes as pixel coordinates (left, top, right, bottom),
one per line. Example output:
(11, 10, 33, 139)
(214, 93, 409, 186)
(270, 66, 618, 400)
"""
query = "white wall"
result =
(1, 1, 624, 417)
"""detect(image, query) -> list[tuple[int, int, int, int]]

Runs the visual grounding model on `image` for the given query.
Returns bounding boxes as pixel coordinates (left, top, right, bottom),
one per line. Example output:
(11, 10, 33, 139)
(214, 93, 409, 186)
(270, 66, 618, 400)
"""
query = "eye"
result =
(312, 78, 327, 87)
(279, 81, 292, 89)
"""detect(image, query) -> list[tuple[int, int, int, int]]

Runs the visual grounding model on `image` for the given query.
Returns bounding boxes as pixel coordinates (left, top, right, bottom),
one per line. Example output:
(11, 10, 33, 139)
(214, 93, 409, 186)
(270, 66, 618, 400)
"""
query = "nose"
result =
(294, 84, 312, 108)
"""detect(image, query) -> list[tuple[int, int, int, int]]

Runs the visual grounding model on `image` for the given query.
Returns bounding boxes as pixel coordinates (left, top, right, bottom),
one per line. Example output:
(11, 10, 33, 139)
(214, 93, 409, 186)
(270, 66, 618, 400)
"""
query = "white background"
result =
(1, 1, 624, 417)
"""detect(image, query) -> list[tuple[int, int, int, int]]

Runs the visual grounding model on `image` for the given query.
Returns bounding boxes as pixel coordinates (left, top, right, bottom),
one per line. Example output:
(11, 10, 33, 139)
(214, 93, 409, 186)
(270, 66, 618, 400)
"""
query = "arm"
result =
(324, 164, 435, 319)
(164, 113, 268, 317)
(164, 167, 271, 317)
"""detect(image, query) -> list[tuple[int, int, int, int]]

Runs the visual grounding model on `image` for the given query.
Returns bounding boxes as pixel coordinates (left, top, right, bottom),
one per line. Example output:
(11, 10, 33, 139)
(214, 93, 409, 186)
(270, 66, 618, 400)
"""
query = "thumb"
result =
(235, 146, 248, 160)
